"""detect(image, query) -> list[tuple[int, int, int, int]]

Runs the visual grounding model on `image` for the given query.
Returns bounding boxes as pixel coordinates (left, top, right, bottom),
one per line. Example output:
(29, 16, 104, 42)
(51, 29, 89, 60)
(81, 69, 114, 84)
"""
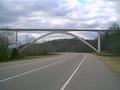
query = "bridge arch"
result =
(19, 31, 99, 53)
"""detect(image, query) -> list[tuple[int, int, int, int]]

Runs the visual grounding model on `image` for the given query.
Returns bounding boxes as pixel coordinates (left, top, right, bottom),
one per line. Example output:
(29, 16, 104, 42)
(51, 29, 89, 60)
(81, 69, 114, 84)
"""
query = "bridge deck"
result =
(0, 29, 115, 32)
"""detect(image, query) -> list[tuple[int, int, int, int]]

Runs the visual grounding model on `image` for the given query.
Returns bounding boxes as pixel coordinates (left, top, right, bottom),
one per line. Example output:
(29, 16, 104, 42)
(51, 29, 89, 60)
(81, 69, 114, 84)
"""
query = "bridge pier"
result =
(16, 31, 18, 49)
(97, 32, 101, 53)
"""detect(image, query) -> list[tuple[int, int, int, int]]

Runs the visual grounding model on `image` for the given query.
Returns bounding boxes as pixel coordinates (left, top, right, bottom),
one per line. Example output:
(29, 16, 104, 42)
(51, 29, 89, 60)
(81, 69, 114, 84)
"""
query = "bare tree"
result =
(109, 23, 120, 31)
(0, 31, 9, 61)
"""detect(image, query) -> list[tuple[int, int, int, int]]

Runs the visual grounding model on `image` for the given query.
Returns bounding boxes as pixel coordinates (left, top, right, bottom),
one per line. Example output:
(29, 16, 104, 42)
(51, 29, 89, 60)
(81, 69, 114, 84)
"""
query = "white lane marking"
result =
(0, 59, 53, 70)
(60, 55, 86, 90)
(0, 55, 75, 83)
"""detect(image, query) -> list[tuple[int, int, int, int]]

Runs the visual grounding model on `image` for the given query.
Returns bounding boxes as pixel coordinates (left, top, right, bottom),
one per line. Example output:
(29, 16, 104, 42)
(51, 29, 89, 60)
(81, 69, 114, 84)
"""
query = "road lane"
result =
(64, 54, 120, 90)
(60, 55, 86, 90)
(0, 53, 71, 69)
(0, 53, 79, 80)
(0, 53, 120, 90)
(0, 53, 84, 90)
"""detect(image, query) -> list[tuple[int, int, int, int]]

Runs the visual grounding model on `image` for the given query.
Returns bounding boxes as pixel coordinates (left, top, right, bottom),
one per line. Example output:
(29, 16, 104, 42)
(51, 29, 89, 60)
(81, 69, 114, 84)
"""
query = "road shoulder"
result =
(96, 55, 120, 76)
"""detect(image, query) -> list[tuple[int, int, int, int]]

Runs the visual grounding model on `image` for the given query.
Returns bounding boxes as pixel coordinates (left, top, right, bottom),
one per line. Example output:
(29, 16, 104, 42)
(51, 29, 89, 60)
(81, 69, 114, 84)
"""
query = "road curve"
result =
(0, 53, 120, 90)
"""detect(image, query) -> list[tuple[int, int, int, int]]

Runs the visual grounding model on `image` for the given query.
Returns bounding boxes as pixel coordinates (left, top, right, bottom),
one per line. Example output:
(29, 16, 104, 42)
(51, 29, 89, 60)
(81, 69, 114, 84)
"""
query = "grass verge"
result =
(97, 54, 120, 76)
(0, 53, 60, 63)
(17, 55, 54, 60)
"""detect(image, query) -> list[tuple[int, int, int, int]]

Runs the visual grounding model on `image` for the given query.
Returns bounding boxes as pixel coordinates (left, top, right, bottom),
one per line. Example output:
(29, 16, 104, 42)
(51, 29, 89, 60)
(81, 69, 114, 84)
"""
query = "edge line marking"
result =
(60, 54, 86, 90)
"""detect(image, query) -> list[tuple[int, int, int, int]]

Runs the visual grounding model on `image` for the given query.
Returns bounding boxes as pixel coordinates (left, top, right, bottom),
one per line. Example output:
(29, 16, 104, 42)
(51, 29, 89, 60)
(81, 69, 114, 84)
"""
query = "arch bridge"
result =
(0, 29, 114, 53)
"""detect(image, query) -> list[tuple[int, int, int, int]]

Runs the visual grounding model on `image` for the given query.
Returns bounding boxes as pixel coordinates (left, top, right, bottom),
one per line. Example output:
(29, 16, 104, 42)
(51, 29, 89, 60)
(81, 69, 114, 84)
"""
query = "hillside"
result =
(22, 38, 97, 56)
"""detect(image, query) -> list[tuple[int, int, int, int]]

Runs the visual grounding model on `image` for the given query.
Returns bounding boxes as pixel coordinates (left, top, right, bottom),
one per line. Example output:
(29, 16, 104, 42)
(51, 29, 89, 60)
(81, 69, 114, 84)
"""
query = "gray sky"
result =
(0, 0, 120, 42)
(0, 0, 119, 29)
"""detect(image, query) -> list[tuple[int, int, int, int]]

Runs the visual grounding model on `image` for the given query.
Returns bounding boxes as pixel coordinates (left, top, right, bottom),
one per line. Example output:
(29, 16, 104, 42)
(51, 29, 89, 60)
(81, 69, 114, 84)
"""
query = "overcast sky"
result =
(0, 0, 120, 43)
(0, 0, 119, 29)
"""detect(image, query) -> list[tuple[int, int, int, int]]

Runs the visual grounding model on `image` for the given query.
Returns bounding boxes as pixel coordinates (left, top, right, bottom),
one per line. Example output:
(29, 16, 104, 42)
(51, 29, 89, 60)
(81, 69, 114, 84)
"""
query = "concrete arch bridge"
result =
(18, 31, 101, 53)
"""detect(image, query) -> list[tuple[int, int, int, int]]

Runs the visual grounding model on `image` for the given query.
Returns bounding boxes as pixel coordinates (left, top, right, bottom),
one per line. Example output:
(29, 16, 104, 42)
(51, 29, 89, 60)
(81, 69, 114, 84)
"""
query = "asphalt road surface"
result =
(0, 53, 120, 90)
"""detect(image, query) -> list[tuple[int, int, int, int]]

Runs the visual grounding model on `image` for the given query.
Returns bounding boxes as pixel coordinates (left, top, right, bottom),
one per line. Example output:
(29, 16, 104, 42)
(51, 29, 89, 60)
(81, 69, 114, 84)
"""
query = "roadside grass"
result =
(0, 53, 60, 63)
(17, 55, 54, 60)
(97, 51, 120, 56)
(96, 52, 120, 75)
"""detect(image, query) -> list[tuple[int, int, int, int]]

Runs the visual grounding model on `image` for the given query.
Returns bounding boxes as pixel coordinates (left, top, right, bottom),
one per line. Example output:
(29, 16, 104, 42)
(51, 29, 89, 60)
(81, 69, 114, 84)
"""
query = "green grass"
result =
(97, 51, 120, 56)
(0, 54, 60, 63)
(17, 55, 53, 60)
(97, 54, 120, 75)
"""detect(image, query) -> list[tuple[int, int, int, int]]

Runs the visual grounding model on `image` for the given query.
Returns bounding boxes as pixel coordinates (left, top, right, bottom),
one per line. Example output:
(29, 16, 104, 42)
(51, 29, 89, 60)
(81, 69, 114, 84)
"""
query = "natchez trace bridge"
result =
(0, 29, 115, 53)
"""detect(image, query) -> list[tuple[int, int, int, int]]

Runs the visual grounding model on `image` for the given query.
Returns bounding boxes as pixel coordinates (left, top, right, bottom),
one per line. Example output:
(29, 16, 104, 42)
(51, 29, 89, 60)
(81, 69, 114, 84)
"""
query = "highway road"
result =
(0, 53, 120, 90)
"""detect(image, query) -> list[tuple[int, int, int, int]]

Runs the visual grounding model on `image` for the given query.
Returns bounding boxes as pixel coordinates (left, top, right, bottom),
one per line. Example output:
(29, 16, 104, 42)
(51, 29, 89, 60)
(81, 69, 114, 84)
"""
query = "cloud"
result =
(0, 0, 119, 29)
